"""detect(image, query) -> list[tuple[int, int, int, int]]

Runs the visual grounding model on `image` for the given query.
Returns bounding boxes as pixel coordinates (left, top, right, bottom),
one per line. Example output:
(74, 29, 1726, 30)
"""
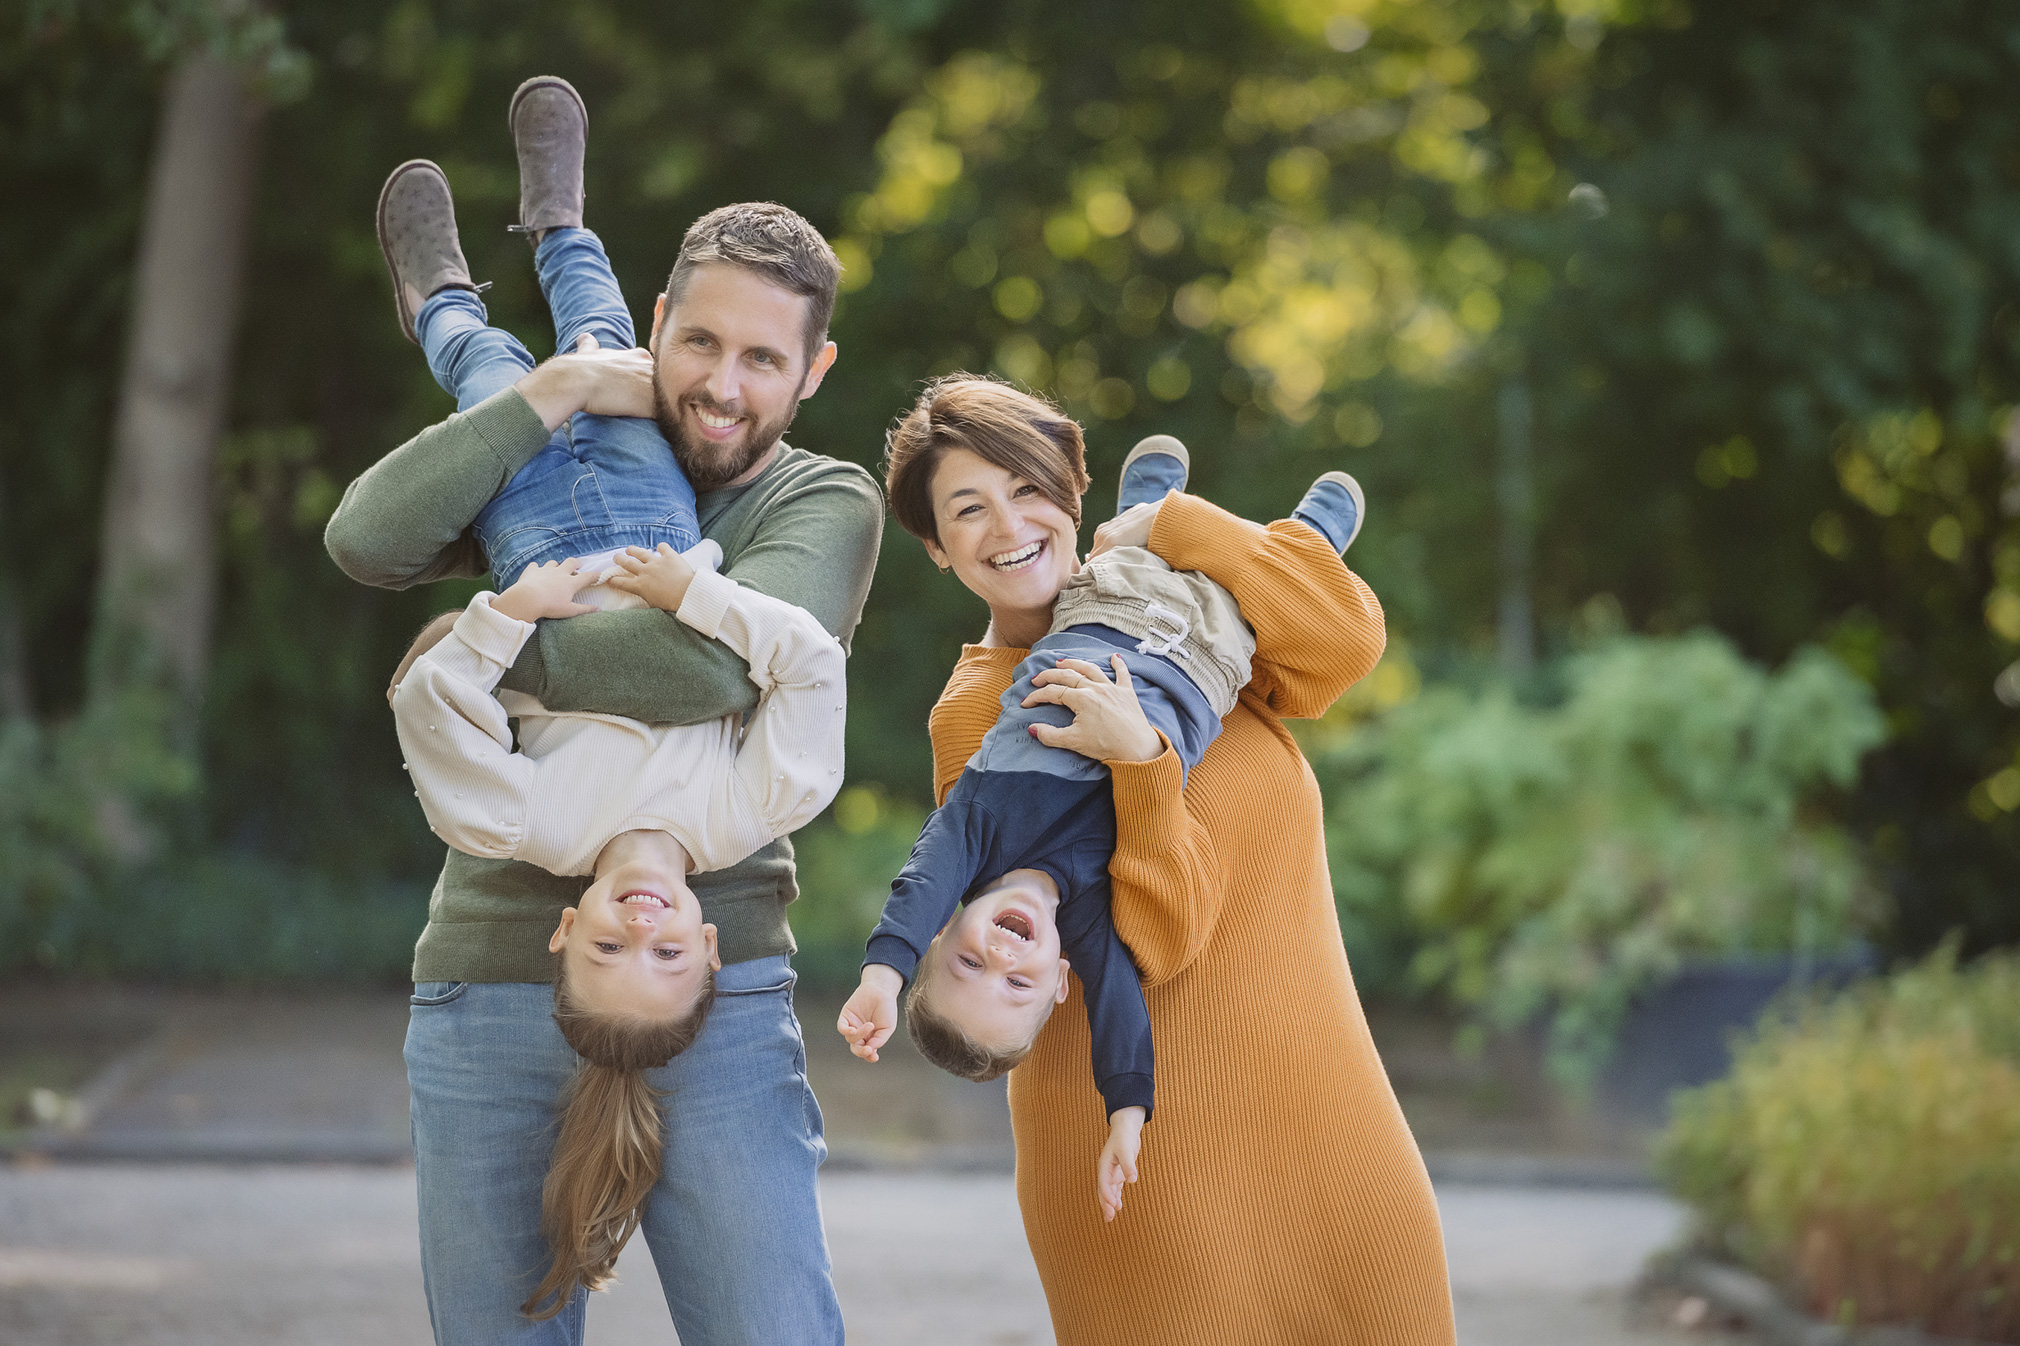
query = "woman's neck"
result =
(985, 604, 1054, 650)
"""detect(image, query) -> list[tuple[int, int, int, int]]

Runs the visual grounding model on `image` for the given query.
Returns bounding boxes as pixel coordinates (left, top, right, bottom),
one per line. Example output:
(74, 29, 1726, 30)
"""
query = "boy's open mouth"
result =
(993, 910, 1034, 941)
(618, 890, 670, 909)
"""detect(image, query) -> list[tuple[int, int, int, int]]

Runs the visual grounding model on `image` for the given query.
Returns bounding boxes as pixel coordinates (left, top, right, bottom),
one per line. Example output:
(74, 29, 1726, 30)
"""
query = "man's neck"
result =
(719, 442, 784, 492)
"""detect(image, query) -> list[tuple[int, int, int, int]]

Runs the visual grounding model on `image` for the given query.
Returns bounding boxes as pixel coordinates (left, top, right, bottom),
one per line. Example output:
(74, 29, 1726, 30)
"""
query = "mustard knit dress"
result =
(928, 494, 1456, 1345)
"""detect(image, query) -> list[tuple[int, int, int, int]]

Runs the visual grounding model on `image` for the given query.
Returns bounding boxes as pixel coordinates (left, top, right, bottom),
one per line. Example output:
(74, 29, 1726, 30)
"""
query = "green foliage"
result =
(4, 0, 2019, 982)
(1658, 945, 2020, 1342)
(788, 787, 927, 989)
(0, 692, 197, 968)
(1320, 633, 1885, 1084)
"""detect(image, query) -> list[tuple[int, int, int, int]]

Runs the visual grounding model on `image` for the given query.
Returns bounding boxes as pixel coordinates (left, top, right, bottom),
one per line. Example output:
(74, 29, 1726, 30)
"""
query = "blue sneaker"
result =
(1292, 471, 1365, 554)
(1117, 435, 1190, 513)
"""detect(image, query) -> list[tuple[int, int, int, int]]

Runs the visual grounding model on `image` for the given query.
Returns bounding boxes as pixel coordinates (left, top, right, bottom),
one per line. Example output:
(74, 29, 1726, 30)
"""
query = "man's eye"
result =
(752, 351, 775, 366)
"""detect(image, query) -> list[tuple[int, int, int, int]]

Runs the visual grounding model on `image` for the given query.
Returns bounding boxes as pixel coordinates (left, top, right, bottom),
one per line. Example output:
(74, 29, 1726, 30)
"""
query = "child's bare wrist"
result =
(860, 964, 904, 995)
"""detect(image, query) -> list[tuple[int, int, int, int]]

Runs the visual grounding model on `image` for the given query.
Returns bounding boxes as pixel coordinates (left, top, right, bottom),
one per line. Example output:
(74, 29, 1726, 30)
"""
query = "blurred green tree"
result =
(3, 0, 2017, 978)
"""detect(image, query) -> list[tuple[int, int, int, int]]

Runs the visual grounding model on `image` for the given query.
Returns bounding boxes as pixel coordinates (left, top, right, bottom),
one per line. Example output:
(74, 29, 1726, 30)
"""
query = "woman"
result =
(882, 376, 1455, 1343)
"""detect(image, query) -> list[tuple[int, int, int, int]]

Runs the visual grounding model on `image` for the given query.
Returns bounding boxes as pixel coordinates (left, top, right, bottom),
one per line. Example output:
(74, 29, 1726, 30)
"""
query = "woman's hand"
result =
(1023, 656, 1165, 764)
(1089, 500, 1162, 560)
(604, 543, 697, 613)
(492, 559, 598, 624)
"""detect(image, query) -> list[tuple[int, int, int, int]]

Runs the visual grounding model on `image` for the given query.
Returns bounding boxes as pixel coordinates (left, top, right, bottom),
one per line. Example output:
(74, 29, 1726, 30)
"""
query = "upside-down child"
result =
(371, 79, 845, 1317)
(838, 417, 1365, 1221)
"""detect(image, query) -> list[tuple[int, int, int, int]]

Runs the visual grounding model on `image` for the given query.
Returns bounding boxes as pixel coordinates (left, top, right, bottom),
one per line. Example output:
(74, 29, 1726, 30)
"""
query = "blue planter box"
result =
(1598, 948, 1877, 1124)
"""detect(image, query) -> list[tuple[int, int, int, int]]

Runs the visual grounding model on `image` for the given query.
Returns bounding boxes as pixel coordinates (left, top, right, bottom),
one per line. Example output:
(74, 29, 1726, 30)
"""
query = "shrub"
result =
(1316, 632, 1885, 1084)
(789, 786, 928, 989)
(1659, 945, 2020, 1342)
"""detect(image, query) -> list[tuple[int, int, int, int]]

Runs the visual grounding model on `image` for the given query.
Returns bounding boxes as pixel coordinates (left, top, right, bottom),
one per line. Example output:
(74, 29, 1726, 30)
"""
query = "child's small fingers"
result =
(657, 543, 677, 556)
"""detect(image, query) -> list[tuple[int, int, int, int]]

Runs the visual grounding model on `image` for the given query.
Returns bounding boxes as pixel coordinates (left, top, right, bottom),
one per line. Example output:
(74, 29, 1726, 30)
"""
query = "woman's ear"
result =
(548, 907, 577, 954)
(924, 537, 951, 573)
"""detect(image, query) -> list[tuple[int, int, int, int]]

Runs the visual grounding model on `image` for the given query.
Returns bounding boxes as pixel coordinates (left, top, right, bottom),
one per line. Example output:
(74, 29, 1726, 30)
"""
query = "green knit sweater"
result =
(324, 387, 884, 981)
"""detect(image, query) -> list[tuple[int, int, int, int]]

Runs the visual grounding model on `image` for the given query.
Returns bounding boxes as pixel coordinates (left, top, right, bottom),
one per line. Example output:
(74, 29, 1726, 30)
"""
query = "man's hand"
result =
(1089, 499, 1162, 560)
(603, 543, 697, 613)
(1097, 1106, 1146, 1222)
(837, 965, 903, 1063)
(1023, 656, 1165, 764)
(492, 559, 598, 624)
(514, 332, 656, 431)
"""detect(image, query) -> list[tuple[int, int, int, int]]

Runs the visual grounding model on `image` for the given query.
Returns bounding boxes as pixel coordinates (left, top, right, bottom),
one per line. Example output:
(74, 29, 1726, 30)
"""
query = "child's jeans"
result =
(415, 228, 699, 587)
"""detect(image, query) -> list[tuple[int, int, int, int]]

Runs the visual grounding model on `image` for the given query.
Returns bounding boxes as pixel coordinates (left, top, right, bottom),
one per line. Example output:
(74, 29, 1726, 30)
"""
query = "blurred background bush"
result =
(4, 0, 2019, 1057)
(1658, 945, 2020, 1342)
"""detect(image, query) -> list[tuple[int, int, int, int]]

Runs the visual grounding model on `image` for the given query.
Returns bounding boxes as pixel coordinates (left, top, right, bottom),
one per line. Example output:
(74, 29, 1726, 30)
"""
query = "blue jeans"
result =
(405, 957, 843, 1345)
(415, 227, 699, 586)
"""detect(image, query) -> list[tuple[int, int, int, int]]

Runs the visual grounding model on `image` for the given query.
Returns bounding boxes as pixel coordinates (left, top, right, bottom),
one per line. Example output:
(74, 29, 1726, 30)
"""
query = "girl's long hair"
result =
(520, 964, 715, 1320)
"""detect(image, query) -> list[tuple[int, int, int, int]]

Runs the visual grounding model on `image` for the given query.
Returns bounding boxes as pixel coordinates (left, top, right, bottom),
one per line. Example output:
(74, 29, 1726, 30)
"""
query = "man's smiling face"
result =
(648, 261, 837, 491)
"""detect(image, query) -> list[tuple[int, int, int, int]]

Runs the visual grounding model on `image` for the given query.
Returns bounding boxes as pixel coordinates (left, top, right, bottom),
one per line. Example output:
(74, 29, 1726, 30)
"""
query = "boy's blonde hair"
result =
(520, 962, 715, 1320)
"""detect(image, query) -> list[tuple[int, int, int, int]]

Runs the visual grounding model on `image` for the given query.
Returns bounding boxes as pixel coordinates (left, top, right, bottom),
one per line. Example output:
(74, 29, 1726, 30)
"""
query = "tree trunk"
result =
(88, 51, 260, 740)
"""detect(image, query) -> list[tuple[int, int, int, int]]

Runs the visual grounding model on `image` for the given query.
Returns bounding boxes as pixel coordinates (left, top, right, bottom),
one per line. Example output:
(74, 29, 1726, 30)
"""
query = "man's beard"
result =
(653, 374, 803, 491)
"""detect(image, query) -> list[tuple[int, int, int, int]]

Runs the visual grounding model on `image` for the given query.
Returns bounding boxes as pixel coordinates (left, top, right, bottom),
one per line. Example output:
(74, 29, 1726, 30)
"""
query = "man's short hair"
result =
(663, 202, 841, 363)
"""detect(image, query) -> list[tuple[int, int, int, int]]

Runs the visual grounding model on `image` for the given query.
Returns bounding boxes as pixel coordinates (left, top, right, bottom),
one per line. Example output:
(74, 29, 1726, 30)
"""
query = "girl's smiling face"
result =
(923, 448, 1080, 629)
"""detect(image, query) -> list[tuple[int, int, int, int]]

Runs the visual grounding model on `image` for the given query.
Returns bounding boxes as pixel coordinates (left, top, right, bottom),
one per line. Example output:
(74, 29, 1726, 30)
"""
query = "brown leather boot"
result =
(375, 159, 474, 345)
(508, 76, 586, 239)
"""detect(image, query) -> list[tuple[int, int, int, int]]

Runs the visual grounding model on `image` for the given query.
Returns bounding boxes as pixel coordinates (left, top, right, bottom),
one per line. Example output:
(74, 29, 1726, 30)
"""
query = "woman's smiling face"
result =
(924, 447, 1080, 622)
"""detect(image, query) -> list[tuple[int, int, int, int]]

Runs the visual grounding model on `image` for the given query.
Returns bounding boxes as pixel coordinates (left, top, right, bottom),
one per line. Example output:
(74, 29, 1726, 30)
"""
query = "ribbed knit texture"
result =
(928, 494, 1455, 1345)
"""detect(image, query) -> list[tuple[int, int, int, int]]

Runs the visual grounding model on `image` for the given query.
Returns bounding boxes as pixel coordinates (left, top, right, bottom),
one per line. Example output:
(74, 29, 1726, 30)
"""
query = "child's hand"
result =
(837, 966, 902, 1062)
(603, 543, 696, 613)
(1097, 1106, 1146, 1222)
(492, 559, 598, 624)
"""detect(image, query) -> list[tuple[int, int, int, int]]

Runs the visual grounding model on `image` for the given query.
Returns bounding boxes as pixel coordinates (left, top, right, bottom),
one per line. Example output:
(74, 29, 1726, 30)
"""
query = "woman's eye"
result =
(1013, 484, 1038, 498)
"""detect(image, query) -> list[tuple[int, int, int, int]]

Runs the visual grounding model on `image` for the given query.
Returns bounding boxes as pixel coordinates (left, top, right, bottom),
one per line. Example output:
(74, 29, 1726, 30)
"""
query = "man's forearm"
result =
(324, 388, 553, 590)
(508, 461, 884, 726)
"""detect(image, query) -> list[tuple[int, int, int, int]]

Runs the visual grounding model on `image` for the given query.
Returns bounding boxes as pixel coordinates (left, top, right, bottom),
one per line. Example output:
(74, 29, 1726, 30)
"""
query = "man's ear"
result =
(799, 340, 839, 399)
(1054, 957, 1072, 1003)
(648, 292, 667, 349)
(702, 922, 721, 973)
(548, 907, 577, 954)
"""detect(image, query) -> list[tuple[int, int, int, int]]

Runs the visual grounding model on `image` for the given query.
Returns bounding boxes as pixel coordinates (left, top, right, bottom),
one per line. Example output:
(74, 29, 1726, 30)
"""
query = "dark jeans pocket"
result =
(411, 981, 470, 1007)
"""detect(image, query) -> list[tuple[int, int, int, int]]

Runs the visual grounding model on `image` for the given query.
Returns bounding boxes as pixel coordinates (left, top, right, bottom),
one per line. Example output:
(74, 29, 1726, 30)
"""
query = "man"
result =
(325, 77, 880, 1345)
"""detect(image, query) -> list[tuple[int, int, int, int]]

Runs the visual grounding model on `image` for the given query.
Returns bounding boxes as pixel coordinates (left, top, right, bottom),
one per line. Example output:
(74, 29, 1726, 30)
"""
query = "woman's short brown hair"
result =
(882, 375, 1091, 544)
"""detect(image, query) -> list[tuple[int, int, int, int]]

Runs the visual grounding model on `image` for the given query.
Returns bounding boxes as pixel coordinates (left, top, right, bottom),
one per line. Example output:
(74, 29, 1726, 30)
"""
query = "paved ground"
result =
(1, 982, 1739, 1343)
(0, 1164, 1741, 1346)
